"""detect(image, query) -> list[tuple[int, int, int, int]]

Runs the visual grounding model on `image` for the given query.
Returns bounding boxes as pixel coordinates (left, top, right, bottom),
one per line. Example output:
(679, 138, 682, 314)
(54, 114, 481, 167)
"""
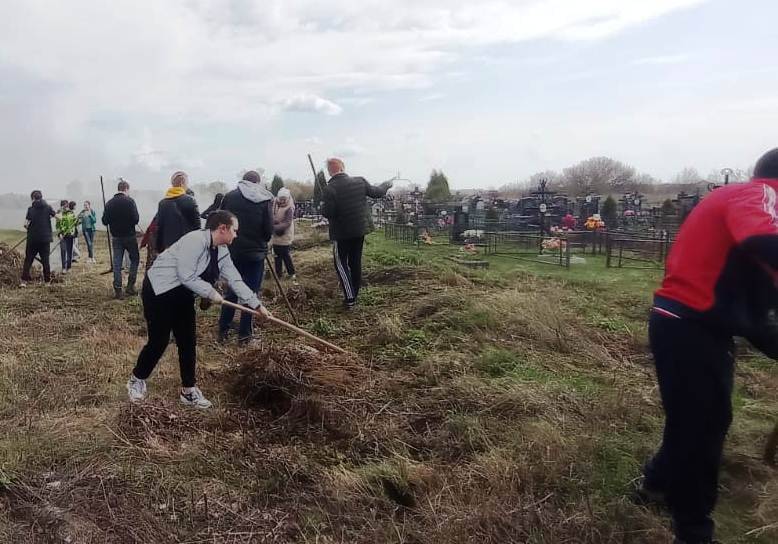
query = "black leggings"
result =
(273, 245, 295, 276)
(133, 278, 197, 387)
(644, 312, 734, 543)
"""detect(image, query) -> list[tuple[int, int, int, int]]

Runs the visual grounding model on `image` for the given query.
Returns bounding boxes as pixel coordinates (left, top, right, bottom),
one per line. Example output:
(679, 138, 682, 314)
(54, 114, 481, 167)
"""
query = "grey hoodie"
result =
(238, 179, 273, 203)
(147, 229, 261, 308)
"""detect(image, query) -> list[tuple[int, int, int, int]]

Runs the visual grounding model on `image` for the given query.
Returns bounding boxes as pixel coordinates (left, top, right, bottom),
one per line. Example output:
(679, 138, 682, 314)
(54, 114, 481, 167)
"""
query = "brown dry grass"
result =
(0, 228, 776, 543)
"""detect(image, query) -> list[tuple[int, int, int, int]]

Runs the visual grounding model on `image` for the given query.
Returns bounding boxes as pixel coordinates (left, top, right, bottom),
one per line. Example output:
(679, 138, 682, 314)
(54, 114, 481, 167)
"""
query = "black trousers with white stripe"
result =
(332, 236, 364, 305)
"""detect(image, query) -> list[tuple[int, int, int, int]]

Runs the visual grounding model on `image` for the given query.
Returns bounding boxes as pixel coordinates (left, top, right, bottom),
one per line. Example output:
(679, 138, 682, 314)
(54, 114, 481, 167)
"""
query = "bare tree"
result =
(673, 167, 702, 184)
(562, 157, 636, 195)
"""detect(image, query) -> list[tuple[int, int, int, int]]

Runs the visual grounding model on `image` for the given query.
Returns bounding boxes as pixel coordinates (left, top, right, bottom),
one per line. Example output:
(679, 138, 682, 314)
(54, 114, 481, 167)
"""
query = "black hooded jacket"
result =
(25, 200, 56, 244)
(156, 194, 201, 252)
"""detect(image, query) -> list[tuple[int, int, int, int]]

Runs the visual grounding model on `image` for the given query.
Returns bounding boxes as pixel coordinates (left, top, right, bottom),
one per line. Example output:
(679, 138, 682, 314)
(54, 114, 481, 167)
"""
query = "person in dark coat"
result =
(21, 190, 56, 284)
(102, 179, 140, 299)
(217, 171, 273, 344)
(156, 171, 201, 253)
(200, 193, 224, 220)
(321, 157, 392, 309)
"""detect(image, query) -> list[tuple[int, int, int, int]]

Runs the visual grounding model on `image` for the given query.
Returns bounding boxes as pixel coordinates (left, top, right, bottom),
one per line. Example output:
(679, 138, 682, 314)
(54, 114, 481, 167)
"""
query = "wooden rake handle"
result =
(219, 299, 347, 354)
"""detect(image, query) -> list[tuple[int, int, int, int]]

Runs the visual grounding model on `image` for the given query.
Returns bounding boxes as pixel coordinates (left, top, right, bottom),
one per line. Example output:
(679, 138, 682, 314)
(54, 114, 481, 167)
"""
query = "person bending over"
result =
(126, 210, 270, 409)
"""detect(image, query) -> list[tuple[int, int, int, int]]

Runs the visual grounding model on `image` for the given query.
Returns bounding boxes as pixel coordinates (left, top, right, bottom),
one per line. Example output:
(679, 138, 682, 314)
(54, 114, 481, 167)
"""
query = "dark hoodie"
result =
(156, 187, 201, 252)
(220, 180, 273, 261)
(25, 199, 56, 244)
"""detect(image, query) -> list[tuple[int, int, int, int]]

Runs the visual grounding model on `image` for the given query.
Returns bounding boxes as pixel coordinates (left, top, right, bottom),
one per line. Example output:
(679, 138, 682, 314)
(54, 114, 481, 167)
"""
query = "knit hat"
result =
(242, 170, 261, 183)
(277, 187, 292, 199)
(754, 148, 778, 179)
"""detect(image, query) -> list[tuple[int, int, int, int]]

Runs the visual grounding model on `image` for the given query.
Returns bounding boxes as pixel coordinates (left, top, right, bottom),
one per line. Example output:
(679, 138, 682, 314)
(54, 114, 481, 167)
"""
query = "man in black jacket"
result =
(156, 171, 201, 252)
(102, 179, 140, 299)
(21, 190, 56, 284)
(321, 158, 392, 309)
(217, 170, 273, 344)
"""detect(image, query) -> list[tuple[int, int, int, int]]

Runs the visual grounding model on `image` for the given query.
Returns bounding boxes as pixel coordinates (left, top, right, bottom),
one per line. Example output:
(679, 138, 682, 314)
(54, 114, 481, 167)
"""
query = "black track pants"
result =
(644, 312, 734, 543)
(332, 236, 364, 304)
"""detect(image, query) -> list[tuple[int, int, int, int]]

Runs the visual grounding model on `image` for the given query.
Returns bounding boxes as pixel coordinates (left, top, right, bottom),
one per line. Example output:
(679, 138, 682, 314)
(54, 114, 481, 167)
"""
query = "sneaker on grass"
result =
(126, 375, 147, 402)
(180, 387, 212, 409)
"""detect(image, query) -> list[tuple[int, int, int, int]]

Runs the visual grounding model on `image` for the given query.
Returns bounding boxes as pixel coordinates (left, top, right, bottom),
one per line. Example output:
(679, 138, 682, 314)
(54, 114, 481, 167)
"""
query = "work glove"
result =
(209, 290, 223, 304)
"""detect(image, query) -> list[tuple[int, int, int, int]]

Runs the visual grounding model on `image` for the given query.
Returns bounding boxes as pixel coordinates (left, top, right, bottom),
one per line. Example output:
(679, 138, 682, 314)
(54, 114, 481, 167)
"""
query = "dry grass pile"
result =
(0, 242, 62, 287)
(0, 242, 23, 286)
(117, 402, 232, 449)
(228, 344, 370, 436)
(0, 468, 178, 544)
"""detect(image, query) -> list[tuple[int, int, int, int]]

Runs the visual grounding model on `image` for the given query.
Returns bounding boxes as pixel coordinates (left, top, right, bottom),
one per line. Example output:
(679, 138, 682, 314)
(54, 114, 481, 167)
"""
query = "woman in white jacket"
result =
(271, 187, 296, 280)
(126, 210, 270, 408)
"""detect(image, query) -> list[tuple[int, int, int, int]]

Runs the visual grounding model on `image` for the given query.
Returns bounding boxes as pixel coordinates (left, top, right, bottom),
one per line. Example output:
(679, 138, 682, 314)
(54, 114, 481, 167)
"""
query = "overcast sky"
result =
(1, 0, 776, 194)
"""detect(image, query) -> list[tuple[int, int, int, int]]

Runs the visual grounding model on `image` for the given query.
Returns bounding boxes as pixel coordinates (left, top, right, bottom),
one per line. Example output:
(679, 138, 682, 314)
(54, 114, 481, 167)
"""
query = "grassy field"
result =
(0, 227, 776, 543)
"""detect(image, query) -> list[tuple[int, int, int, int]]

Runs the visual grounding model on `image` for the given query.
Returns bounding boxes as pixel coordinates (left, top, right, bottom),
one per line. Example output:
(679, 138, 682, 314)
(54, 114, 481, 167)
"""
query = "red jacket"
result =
(654, 178, 778, 356)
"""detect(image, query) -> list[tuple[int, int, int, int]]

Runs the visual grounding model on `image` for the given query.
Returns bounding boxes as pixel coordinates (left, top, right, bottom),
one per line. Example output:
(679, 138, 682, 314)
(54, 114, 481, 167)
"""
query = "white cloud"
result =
(279, 94, 343, 116)
(333, 138, 366, 158)
(0, 0, 712, 191)
(632, 54, 691, 65)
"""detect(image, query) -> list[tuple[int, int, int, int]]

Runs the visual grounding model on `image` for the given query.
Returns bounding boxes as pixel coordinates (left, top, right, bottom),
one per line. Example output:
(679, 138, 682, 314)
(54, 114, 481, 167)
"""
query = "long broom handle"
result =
(265, 252, 299, 326)
(219, 299, 347, 354)
(100, 175, 114, 269)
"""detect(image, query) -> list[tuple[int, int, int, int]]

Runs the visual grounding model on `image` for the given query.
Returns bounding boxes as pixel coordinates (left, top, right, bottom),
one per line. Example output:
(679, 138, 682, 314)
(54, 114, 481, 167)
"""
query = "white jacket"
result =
(147, 229, 261, 308)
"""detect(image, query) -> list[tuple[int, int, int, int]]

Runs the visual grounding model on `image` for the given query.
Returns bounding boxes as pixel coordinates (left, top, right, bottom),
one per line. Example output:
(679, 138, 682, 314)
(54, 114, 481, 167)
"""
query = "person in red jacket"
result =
(636, 148, 778, 544)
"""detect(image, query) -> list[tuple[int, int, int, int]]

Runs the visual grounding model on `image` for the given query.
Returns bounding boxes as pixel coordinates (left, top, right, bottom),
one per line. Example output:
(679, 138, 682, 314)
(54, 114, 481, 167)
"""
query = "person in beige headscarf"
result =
(271, 187, 296, 280)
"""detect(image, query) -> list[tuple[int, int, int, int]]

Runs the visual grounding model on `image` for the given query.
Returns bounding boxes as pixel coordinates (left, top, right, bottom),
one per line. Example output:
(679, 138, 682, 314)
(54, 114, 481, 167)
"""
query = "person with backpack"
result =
(635, 148, 778, 544)
(126, 210, 270, 409)
(156, 171, 201, 253)
(78, 200, 97, 263)
(56, 200, 78, 273)
(217, 170, 273, 344)
(21, 190, 56, 285)
(271, 187, 296, 280)
(102, 179, 140, 299)
(321, 157, 392, 310)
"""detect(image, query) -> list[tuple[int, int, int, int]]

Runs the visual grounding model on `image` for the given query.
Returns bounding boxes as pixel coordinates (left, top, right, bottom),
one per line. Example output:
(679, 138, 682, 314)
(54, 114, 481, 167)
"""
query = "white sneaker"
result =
(180, 386, 212, 409)
(127, 375, 147, 402)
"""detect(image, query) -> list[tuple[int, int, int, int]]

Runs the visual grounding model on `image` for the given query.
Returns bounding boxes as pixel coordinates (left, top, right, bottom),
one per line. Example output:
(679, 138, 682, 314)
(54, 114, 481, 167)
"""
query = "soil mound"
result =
(228, 344, 365, 436)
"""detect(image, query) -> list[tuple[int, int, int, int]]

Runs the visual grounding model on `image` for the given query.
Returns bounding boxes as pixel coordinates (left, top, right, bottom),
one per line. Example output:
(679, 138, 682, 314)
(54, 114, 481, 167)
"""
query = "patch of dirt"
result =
(364, 266, 418, 285)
